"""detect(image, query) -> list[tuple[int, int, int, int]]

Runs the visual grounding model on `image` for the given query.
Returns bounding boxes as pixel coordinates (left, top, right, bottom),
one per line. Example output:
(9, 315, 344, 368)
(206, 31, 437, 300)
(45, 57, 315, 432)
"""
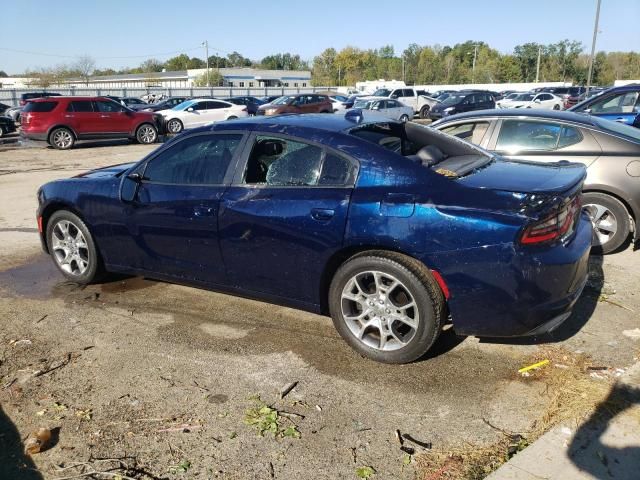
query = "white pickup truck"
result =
(369, 87, 439, 119)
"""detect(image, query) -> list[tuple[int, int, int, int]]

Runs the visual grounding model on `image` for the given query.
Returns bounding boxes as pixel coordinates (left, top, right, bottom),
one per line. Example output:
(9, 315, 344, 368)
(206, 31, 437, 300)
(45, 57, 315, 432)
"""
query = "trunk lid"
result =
(458, 159, 586, 194)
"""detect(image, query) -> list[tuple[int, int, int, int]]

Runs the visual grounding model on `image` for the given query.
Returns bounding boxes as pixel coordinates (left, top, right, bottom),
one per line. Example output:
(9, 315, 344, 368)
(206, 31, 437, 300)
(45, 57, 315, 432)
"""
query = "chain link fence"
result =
(0, 86, 339, 107)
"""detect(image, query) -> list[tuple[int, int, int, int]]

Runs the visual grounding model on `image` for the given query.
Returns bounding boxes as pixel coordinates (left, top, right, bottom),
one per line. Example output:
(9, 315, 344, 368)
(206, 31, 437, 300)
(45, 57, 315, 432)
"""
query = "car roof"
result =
(435, 109, 600, 126)
(206, 112, 396, 134)
(28, 96, 115, 102)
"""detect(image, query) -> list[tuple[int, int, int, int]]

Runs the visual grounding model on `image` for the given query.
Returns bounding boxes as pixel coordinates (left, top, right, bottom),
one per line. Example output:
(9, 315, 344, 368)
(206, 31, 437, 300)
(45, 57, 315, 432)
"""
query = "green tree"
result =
(226, 51, 252, 67)
(192, 70, 223, 86)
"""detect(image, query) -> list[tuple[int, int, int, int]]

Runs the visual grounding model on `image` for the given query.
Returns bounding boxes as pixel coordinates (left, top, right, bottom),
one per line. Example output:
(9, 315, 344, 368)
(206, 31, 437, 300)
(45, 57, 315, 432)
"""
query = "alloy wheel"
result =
(584, 203, 618, 246)
(51, 219, 90, 276)
(167, 119, 182, 133)
(341, 270, 419, 351)
(52, 130, 73, 148)
(138, 125, 157, 144)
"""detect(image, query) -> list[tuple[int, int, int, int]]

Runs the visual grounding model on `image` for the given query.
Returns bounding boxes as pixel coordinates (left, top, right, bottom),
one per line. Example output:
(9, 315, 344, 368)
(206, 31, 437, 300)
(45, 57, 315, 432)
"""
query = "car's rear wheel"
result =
(583, 192, 631, 254)
(135, 123, 158, 144)
(49, 127, 75, 150)
(419, 105, 430, 119)
(553, 104, 561, 110)
(400, 114, 410, 123)
(166, 118, 183, 134)
(227, 116, 237, 120)
(46, 210, 103, 284)
(329, 251, 445, 363)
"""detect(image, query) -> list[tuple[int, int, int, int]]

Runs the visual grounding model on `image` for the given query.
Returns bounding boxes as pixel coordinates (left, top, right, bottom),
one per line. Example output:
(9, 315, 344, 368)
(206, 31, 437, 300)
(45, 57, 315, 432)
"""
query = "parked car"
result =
(353, 98, 413, 122)
(223, 96, 264, 116)
(0, 102, 11, 115)
(429, 90, 457, 101)
(260, 95, 283, 104)
(569, 84, 640, 128)
(120, 97, 148, 108)
(564, 87, 606, 109)
(432, 109, 640, 253)
(428, 90, 495, 119)
(369, 87, 437, 119)
(499, 92, 564, 110)
(495, 92, 523, 108)
(21, 96, 162, 150)
(256, 94, 333, 116)
(131, 97, 190, 112)
(159, 98, 248, 134)
(36, 112, 591, 363)
(0, 116, 17, 137)
(4, 105, 22, 124)
(327, 94, 351, 112)
(20, 91, 61, 106)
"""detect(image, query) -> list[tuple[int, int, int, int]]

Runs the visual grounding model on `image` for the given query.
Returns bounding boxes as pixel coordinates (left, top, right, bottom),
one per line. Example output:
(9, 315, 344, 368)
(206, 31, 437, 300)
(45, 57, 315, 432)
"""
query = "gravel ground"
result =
(0, 138, 638, 479)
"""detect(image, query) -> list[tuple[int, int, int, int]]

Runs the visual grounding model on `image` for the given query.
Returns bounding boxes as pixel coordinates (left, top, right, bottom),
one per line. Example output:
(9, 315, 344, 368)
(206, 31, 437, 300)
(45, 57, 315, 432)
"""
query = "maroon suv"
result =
(21, 96, 163, 149)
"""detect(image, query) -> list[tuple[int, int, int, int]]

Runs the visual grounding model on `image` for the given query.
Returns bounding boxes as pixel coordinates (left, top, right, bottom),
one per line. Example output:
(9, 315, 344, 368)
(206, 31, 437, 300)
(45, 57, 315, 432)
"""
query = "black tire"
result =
(227, 116, 238, 120)
(583, 192, 631, 254)
(400, 114, 410, 123)
(48, 127, 75, 150)
(0, 126, 4, 138)
(166, 118, 183, 134)
(328, 251, 445, 364)
(553, 104, 561, 110)
(135, 123, 158, 144)
(419, 105, 430, 119)
(46, 210, 104, 284)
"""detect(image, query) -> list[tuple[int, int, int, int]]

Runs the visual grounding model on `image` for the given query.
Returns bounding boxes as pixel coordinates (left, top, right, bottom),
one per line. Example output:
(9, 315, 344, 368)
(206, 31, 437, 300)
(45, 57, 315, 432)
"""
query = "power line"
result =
(0, 45, 208, 60)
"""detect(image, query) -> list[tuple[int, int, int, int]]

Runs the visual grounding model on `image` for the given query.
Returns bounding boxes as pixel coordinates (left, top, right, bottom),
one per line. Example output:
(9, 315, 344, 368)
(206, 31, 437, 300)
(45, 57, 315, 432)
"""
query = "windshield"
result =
(372, 89, 391, 97)
(172, 100, 197, 111)
(272, 96, 293, 105)
(354, 99, 372, 109)
(506, 93, 519, 100)
(594, 117, 640, 142)
(440, 94, 467, 106)
(514, 94, 535, 102)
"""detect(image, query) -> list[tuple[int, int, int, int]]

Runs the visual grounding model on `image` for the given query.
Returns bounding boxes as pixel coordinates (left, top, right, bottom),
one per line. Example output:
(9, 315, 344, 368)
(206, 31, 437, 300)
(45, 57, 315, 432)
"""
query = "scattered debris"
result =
(355, 466, 376, 478)
(34, 352, 77, 377)
(25, 427, 52, 454)
(35, 314, 48, 324)
(75, 409, 93, 421)
(518, 359, 550, 375)
(623, 328, 640, 340)
(168, 460, 191, 474)
(268, 461, 275, 479)
(244, 398, 302, 439)
(598, 294, 635, 312)
(315, 404, 322, 412)
(401, 433, 432, 450)
(10, 339, 32, 347)
(157, 424, 201, 433)
(401, 446, 416, 455)
(395, 429, 404, 446)
(280, 381, 298, 399)
(560, 427, 572, 436)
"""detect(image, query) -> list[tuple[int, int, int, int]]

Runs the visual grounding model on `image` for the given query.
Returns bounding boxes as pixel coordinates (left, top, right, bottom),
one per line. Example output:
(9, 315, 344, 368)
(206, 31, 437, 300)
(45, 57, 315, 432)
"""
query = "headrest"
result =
(257, 140, 284, 156)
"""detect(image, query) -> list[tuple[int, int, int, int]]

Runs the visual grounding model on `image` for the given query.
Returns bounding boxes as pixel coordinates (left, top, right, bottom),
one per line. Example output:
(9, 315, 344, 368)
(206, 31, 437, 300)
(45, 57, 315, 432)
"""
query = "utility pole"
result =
(202, 41, 209, 87)
(471, 45, 478, 84)
(586, 0, 602, 95)
(402, 56, 405, 83)
(535, 45, 541, 83)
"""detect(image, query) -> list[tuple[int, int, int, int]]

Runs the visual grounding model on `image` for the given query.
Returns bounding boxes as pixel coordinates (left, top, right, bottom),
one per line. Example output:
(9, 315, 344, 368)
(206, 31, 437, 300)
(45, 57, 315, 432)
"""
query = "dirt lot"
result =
(1, 138, 639, 479)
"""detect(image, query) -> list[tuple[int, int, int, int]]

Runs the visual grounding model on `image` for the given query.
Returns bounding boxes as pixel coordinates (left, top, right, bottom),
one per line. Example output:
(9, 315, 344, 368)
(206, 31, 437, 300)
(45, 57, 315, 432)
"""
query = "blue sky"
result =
(1, 0, 638, 74)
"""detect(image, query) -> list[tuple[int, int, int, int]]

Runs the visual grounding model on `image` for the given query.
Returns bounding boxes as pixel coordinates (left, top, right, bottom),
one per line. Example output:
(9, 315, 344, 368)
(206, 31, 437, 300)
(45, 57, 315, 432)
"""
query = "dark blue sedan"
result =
(36, 112, 592, 363)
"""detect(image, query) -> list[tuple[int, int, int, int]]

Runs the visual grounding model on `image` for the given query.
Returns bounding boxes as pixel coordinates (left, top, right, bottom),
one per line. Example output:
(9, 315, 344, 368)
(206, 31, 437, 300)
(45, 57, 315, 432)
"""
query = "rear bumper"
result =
(428, 112, 443, 120)
(22, 130, 48, 141)
(426, 213, 593, 337)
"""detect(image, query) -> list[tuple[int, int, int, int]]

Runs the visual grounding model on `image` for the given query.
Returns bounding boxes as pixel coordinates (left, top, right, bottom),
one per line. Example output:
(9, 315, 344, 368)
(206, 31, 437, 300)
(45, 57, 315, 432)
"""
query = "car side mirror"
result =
(583, 108, 592, 114)
(187, 107, 194, 112)
(534, 99, 541, 103)
(120, 172, 142, 203)
(390, 94, 398, 99)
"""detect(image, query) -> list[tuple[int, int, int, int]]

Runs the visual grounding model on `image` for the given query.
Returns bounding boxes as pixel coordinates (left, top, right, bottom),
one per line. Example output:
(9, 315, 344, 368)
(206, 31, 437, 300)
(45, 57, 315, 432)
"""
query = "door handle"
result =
(311, 208, 335, 221)
(615, 117, 626, 122)
(193, 206, 216, 217)
(100, 114, 110, 118)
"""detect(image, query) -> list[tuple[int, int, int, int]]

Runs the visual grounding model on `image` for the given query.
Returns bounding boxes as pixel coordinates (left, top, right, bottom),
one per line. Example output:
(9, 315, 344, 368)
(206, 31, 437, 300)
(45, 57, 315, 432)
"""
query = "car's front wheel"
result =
(583, 192, 631, 254)
(329, 251, 445, 363)
(399, 114, 410, 123)
(49, 127, 75, 150)
(46, 210, 103, 284)
(166, 118, 183, 134)
(136, 123, 158, 144)
(553, 104, 561, 110)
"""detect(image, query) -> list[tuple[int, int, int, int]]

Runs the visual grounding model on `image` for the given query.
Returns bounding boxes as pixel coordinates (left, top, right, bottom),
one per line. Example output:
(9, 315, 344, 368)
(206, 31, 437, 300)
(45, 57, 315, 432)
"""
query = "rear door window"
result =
(95, 100, 125, 113)
(440, 121, 490, 145)
(23, 101, 58, 112)
(67, 101, 94, 112)
(496, 120, 564, 152)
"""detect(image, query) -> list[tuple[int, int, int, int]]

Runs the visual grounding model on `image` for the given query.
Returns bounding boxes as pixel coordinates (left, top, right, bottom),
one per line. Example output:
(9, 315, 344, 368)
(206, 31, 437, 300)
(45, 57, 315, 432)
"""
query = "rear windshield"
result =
(23, 101, 58, 113)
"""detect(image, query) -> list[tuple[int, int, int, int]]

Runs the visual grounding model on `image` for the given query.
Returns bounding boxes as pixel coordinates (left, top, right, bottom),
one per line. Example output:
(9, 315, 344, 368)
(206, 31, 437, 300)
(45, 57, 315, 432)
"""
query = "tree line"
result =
(10, 40, 640, 88)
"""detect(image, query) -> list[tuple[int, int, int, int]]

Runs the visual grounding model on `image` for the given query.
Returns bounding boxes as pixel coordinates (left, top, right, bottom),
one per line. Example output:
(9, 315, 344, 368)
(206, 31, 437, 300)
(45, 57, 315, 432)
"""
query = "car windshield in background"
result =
(272, 96, 293, 105)
(594, 117, 640, 142)
(440, 94, 466, 106)
(514, 94, 535, 101)
(372, 89, 391, 97)
(172, 100, 196, 111)
(354, 100, 372, 109)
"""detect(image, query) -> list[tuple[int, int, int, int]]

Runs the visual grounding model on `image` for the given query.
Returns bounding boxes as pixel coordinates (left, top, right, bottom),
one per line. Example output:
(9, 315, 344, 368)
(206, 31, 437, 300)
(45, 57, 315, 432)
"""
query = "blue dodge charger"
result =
(37, 111, 592, 363)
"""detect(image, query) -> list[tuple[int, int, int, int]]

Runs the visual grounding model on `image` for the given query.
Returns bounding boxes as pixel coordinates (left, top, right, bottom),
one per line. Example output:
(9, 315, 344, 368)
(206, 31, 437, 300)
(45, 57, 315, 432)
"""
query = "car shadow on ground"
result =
(568, 382, 640, 477)
(0, 405, 43, 479)
(478, 253, 603, 347)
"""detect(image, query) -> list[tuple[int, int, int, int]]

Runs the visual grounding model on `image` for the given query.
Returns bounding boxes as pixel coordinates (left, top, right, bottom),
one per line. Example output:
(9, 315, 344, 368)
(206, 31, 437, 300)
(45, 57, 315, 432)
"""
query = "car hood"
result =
(74, 162, 136, 179)
(458, 159, 586, 194)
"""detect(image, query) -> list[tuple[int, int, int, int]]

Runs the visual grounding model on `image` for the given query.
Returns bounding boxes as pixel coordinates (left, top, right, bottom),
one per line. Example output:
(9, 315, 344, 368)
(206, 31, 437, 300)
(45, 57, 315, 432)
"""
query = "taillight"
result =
(520, 196, 581, 245)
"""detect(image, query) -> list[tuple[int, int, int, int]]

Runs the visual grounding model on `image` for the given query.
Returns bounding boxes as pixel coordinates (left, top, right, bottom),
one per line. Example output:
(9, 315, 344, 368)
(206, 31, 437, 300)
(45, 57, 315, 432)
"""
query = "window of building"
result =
(249, 82, 254, 87)
(239, 82, 245, 87)
(228, 81, 234, 87)
(302, 83, 307, 87)
(284, 82, 289, 87)
(294, 83, 298, 87)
